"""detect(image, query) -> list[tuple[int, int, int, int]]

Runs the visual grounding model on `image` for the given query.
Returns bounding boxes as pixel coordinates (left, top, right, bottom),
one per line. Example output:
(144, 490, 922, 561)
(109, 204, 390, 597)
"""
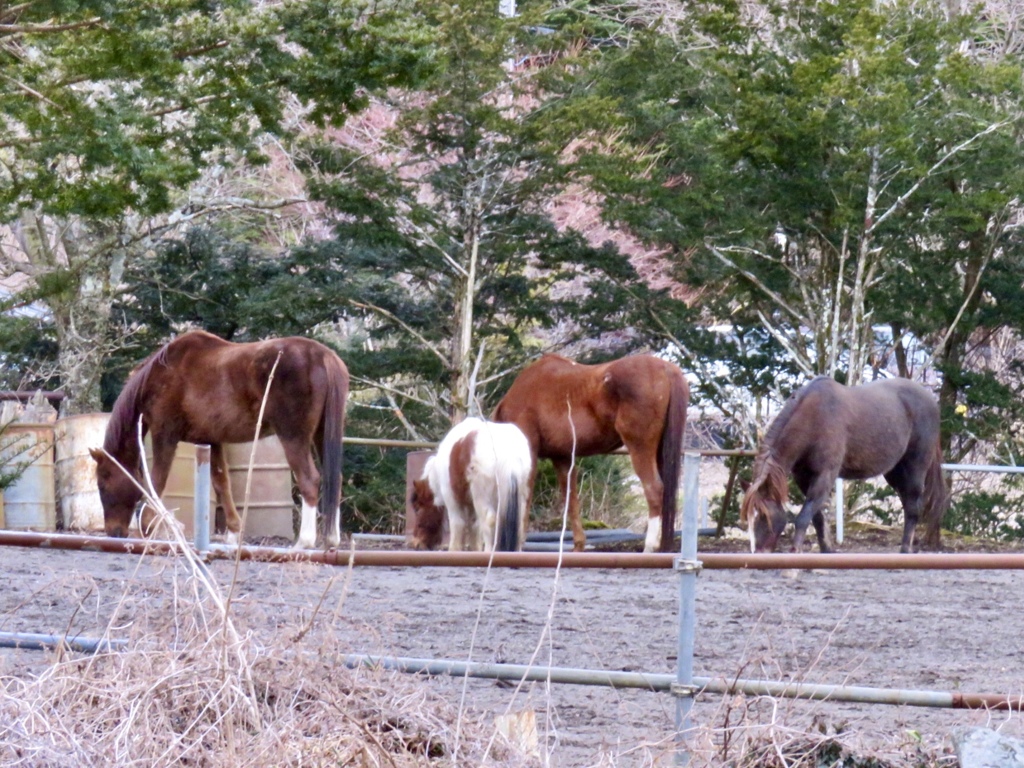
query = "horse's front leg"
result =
(791, 473, 836, 552)
(792, 498, 833, 553)
(140, 439, 178, 536)
(553, 459, 584, 552)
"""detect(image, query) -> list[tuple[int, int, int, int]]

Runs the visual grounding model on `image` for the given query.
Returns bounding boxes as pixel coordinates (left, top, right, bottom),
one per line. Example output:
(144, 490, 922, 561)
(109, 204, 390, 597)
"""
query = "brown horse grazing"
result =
(740, 375, 948, 554)
(89, 330, 349, 549)
(493, 353, 689, 553)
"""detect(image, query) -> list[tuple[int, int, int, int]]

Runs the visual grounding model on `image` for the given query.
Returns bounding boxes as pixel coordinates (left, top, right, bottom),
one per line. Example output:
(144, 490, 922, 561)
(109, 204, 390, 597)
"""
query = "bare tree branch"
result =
(347, 299, 449, 368)
(868, 119, 1014, 235)
(706, 243, 813, 328)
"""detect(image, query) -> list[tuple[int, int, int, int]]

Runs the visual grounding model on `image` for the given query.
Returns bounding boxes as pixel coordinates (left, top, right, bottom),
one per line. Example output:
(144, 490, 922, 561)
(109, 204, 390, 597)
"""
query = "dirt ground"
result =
(1, 525, 1023, 767)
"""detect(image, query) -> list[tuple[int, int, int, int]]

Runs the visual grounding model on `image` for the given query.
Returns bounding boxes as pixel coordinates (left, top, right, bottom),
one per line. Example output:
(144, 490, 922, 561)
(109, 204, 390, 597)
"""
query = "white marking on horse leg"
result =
(294, 500, 318, 550)
(482, 511, 496, 552)
(327, 509, 341, 548)
(224, 530, 239, 547)
(448, 515, 466, 552)
(643, 515, 661, 554)
(749, 513, 757, 554)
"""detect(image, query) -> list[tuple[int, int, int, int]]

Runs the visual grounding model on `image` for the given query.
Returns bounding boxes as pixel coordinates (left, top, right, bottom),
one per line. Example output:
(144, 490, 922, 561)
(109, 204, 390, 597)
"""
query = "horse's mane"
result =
(103, 343, 171, 456)
(740, 379, 827, 522)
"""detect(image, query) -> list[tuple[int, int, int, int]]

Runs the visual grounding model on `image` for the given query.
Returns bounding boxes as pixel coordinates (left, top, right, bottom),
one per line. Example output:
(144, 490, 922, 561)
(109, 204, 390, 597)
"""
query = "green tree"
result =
(0, 0, 432, 413)
(571, 0, 1024, 453)
(293, 0, 684, 433)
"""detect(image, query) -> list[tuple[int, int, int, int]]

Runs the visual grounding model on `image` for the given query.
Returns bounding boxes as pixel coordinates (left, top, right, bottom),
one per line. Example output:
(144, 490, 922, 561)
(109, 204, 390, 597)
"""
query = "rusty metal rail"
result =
(3, 529, 1024, 571)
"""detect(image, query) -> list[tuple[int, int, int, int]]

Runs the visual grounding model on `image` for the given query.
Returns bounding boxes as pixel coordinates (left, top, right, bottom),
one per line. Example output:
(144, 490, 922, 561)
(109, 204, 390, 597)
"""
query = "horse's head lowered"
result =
(739, 458, 789, 553)
(89, 448, 142, 538)
(408, 476, 445, 550)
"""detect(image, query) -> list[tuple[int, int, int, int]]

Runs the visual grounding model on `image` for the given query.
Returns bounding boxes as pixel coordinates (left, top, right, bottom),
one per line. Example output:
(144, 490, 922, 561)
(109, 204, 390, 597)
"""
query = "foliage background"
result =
(3, 0, 1024, 537)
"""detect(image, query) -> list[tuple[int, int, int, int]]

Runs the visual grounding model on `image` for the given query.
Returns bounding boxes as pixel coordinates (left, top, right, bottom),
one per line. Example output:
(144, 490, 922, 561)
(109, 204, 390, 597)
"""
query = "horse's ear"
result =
(739, 478, 751, 492)
(88, 447, 105, 464)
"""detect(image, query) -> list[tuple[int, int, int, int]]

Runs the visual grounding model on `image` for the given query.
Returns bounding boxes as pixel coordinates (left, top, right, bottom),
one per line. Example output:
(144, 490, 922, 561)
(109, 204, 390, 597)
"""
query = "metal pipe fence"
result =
(341, 653, 1024, 711)
(4, 441, 1024, 765)
(7, 529, 1024, 570)
(0, 631, 126, 654)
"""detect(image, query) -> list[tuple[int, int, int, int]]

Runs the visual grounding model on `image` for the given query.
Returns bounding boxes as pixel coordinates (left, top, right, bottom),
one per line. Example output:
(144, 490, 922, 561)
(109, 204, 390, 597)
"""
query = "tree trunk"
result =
(52, 266, 115, 416)
(847, 147, 881, 387)
(936, 235, 988, 461)
(449, 208, 480, 425)
(14, 215, 124, 417)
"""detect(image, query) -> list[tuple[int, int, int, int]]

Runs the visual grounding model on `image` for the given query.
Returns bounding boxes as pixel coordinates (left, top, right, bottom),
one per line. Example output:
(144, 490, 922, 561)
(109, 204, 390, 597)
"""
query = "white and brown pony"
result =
(409, 417, 531, 552)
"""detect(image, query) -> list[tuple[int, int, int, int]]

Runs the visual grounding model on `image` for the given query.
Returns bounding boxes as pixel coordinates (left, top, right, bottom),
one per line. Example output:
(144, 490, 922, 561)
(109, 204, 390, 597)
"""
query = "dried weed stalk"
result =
(0, 460, 530, 766)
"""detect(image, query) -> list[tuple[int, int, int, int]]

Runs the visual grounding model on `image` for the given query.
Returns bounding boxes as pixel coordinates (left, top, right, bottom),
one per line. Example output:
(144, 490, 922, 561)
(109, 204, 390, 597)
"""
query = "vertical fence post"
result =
(194, 445, 211, 553)
(835, 477, 844, 545)
(674, 450, 702, 765)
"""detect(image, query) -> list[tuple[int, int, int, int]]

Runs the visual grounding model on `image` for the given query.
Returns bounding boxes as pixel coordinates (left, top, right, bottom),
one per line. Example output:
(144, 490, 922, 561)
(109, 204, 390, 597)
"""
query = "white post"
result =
(835, 477, 844, 545)
(674, 451, 701, 765)
(194, 445, 211, 552)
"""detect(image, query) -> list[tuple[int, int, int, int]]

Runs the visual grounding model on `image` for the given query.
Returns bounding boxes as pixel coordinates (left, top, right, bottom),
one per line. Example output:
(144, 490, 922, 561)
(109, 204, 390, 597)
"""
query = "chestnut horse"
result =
(409, 417, 531, 552)
(493, 353, 689, 553)
(90, 330, 349, 549)
(740, 375, 948, 554)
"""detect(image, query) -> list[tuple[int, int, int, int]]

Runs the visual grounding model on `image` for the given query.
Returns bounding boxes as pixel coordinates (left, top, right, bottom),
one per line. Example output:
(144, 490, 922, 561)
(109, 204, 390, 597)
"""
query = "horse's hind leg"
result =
(621, 442, 665, 553)
(209, 445, 240, 545)
(884, 463, 924, 553)
(279, 438, 323, 550)
(447, 508, 468, 552)
(811, 510, 833, 553)
(553, 458, 585, 551)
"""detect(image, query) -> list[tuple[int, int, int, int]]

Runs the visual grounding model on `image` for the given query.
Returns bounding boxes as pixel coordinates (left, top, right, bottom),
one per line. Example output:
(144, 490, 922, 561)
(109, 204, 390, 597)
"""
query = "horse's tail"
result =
(496, 475, 521, 551)
(319, 353, 350, 537)
(657, 368, 690, 553)
(921, 440, 949, 550)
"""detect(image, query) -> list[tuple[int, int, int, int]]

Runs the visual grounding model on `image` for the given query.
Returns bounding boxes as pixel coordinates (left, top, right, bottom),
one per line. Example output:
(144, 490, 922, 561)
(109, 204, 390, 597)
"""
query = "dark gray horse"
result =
(741, 376, 948, 553)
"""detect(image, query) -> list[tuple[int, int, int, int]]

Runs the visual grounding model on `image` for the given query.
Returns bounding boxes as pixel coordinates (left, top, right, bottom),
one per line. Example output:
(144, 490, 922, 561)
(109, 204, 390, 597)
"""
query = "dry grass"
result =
(0, 485, 531, 767)
(0, 536, 981, 768)
(687, 698, 954, 768)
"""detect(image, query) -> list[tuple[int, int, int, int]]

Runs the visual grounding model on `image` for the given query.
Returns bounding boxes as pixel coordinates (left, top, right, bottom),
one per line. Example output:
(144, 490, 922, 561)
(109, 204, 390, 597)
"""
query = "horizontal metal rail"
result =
(942, 463, 1024, 474)
(0, 390, 64, 403)
(342, 435, 755, 458)
(4, 530, 1024, 571)
(343, 436, 1024, 469)
(0, 631, 126, 654)
(344, 654, 1024, 711)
